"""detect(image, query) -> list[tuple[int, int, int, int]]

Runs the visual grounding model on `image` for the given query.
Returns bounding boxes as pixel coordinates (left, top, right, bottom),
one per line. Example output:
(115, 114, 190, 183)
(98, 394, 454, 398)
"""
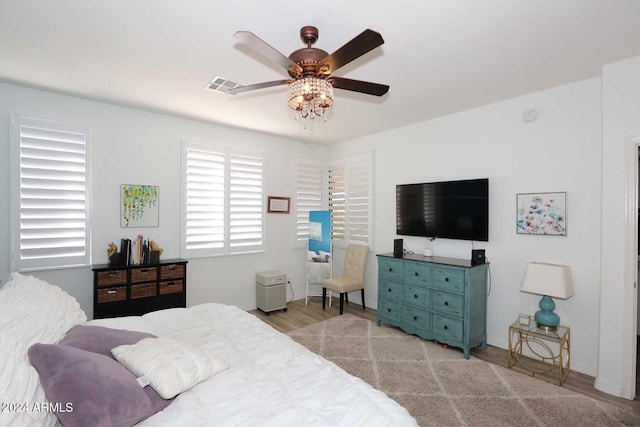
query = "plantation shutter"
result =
(346, 154, 372, 244)
(181, 141, 264, 257)
(328, 163, 346, 242)
(182, 144, 226, 257)
(328, 152, 373, 246)
(11, 115, 91, 271)
(296, 160, 325, 241)
(228, 152, 264, 253)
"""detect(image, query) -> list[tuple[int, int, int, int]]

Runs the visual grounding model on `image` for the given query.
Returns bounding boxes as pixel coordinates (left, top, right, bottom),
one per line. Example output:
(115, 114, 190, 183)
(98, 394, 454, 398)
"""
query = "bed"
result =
(0, 273, 418, 427)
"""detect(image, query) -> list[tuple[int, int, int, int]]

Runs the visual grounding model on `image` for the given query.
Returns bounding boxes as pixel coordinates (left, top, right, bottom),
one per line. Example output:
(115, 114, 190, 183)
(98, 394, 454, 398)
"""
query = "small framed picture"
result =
(267, 196, 290, 214)
(518, 313, 531, 326)
(121, 184, 159, 228)
(516, 192, 566, 235)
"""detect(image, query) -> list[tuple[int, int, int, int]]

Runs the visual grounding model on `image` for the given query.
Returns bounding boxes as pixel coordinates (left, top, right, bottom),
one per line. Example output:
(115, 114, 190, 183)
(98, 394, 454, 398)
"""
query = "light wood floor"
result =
(249, 297, 640, 414)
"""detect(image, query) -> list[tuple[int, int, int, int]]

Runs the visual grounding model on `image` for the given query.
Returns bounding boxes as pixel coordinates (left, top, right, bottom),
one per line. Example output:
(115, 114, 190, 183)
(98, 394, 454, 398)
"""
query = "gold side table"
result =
(507, 319, 570, 385)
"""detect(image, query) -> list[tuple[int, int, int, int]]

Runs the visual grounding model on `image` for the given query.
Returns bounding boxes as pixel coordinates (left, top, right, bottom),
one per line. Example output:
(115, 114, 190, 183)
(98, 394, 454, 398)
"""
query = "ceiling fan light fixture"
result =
(287, 77, 333, 122)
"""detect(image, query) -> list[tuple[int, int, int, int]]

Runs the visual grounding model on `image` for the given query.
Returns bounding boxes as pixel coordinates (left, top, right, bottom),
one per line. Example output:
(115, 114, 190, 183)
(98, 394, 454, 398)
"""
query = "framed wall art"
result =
(121, 184, 159, 227)
(267, 196, 290, 214)
(516, 192, 566, 235)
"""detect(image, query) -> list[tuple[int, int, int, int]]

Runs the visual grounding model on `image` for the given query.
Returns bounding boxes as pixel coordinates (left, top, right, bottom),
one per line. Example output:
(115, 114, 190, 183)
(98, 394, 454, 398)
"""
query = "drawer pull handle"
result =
(414, 272, 419, 276)
(167, 281, 176, 286)
(414, 294, 418, 299)
(107, 289, 117, 294)
(444, 301, 449, 306)
(168, 264, 176, 270)
(445, 277, 449, 282)
(388, 288, 392, 292)
(140, 269, 149, 273)
(388, 267, 393, 272)
(108, 272, 117, 277)
(413, 316, 418, 321)
(387, 308, 391, 313)
(444, 325, 448, 330)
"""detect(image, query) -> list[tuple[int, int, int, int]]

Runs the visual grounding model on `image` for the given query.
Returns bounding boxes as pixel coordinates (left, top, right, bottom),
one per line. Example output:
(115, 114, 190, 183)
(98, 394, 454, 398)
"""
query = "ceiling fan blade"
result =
(316, 29, 384, 76)
(227, 79, 293, 95)
(327, 77, 389, 96)
(234, 31, 303, 76)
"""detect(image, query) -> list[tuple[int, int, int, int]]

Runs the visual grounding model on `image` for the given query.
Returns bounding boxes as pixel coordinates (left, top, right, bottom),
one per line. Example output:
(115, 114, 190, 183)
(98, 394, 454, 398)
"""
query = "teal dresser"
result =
(376, 253, 488, 359)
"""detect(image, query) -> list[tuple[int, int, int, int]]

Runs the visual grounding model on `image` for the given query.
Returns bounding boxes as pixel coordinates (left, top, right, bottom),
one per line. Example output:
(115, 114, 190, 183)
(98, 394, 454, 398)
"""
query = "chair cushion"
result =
(322, 276, 363, 293)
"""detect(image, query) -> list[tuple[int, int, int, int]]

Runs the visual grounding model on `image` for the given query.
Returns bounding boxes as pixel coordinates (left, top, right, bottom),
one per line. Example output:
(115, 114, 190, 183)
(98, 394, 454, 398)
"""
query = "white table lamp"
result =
(520, 262, 574, 331)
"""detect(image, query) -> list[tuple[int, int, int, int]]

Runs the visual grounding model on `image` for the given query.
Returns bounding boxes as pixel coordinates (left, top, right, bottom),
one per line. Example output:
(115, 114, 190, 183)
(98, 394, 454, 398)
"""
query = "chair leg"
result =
(361, 289, 365, 310)
(339, 293, 344, 315)
(345, 293, 349, 304)
(322, 288, 327, 310)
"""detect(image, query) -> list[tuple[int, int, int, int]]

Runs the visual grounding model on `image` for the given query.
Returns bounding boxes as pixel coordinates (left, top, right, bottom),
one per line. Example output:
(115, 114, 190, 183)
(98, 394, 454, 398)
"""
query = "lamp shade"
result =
(520, 262, 575, 299)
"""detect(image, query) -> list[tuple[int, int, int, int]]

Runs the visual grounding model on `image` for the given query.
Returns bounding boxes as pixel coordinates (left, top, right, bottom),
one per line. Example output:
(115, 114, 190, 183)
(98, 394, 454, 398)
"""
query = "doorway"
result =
(637, 145, 640, 399)
(625, 137, 640, 400)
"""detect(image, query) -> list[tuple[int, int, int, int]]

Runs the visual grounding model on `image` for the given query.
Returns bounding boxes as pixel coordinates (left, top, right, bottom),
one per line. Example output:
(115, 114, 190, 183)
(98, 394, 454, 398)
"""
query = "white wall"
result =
(4, 60, 639, 393)
(0, 82, 328, 317)
(597, 55, 640, 398)
(330, 78, 603, 376)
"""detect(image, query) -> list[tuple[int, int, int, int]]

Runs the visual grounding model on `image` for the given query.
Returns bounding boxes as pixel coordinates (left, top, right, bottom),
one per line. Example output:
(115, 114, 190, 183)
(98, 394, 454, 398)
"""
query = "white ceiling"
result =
(1, 1, 639, 145)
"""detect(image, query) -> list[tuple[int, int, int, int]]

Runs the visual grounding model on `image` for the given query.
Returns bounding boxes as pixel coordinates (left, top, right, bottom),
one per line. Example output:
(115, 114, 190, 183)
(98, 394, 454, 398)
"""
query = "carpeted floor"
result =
(287, 314, 640, 427)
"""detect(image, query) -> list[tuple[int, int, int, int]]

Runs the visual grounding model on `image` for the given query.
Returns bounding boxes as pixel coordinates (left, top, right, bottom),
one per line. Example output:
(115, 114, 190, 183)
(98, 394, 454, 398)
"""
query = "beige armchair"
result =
(322, 244, 369, 315)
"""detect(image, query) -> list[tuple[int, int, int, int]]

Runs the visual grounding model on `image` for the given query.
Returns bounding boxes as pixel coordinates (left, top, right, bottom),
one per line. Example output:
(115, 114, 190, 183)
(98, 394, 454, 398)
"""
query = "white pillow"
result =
(0, 272, 87, 427)
(112, 337, 228, 399)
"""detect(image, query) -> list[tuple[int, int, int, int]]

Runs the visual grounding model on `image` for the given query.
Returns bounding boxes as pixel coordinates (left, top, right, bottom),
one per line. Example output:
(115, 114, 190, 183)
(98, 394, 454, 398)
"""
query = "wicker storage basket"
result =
(96, 270, 127, 287)
(159, 280, 184, 295)
(131, 267, 157, 283)
(160, 264, 185, 280)
(97, 286, 127, 303)
(131, 283, 157, 299)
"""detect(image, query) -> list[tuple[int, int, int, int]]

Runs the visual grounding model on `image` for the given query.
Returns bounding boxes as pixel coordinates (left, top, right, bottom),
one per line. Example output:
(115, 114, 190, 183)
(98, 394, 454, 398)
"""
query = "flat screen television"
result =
(396, 178, 489, 241)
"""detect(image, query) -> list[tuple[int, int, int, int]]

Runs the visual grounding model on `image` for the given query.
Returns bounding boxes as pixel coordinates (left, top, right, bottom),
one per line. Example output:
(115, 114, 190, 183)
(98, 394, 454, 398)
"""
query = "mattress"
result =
(88, 303, 418, 427)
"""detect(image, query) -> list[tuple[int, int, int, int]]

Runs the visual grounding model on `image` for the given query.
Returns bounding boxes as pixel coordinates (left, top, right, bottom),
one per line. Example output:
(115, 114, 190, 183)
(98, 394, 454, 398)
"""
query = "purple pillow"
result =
(28, 343, 171, 427)
(59, 325, 155, 358)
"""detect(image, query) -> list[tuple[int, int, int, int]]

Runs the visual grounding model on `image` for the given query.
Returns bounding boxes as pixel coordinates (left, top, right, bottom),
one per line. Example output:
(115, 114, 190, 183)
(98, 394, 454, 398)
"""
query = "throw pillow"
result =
(112, 337, 228, 399)
(59, 325, 155, 358)
(28, 343, 171, 427)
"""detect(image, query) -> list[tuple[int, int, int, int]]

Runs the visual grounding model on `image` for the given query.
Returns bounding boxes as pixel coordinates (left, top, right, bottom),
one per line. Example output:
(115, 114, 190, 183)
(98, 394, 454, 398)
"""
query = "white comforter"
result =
(88, 303, 418, 427)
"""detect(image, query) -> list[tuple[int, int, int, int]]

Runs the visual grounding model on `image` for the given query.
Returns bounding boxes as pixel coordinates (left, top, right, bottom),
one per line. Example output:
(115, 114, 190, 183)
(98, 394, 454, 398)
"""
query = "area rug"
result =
(287, 315, 640, 427)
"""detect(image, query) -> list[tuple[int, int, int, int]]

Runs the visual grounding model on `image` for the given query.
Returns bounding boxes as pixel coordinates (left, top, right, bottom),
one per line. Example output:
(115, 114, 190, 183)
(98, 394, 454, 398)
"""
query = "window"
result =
(181, 141, 264, 258)
(10, 115, 91, 271)
(296, 152, 373, 246)
(295, 160, 325, 241)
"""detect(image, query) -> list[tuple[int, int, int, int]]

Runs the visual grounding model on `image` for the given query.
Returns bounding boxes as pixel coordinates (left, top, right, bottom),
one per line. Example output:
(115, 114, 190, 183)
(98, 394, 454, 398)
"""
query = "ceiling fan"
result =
(227, 26, 389, 121)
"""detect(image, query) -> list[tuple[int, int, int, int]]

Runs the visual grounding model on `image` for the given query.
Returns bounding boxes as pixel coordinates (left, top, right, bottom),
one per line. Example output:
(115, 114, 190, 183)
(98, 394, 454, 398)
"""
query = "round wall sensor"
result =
(522, 108, 538, 123)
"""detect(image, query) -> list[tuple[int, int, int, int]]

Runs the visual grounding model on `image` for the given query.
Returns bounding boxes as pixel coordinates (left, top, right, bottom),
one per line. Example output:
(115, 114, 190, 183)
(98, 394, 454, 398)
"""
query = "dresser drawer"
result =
(433, 268, 465, 293)
(97, 286, 127, 303)
(159, 279, 184, 295)
(131, 283, 157, 299)
(402, 306, 431, 331)
(404, 285, 431, 309)
(432, 314, 464, 342)
(130, 267, 157, 283)
(96, 270, 127, 287)
(432, 291, 464, 317)
(379, 278, 404, 302)
(404, 262, 431, 286)
(160, 263, 185, 280)
(378, 258, 404, 281)
(378, 298, 402, 324)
